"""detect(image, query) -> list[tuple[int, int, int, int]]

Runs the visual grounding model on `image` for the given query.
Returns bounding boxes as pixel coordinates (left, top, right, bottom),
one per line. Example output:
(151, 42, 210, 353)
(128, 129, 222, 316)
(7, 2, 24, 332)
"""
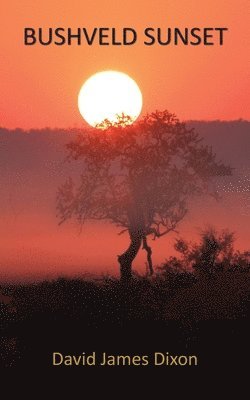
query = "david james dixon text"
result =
(24, 27, 228, 46)
(52, 352, 198, 366)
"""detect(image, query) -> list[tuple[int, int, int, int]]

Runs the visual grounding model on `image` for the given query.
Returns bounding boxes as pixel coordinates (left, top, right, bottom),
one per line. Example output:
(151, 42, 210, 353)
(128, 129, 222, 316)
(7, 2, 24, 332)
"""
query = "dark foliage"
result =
(159, 227, 250, 275)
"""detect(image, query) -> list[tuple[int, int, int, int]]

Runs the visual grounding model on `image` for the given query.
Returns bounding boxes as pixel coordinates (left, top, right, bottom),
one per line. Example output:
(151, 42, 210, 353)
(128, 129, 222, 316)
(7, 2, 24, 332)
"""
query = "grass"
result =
(0, 269, 249, 368)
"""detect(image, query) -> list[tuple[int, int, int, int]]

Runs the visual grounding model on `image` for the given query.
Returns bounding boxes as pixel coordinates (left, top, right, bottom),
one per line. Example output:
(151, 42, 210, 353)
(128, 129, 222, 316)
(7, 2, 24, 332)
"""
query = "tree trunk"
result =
(118, 229, 142, 283)
(142, 235, 154, 275)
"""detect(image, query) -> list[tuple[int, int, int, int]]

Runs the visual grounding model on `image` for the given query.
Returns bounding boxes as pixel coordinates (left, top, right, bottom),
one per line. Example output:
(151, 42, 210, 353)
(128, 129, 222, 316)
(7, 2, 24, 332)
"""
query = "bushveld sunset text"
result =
(24, 27, 228, 46)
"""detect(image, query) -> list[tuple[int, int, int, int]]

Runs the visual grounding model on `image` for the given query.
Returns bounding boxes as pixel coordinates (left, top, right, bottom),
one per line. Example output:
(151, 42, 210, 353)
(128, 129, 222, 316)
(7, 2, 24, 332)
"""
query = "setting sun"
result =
(78, 71, 143, 127)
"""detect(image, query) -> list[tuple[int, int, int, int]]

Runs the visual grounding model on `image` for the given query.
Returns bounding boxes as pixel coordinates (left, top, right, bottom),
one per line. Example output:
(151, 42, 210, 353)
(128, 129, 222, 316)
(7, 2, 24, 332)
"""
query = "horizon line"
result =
(1, 118, 250, 132)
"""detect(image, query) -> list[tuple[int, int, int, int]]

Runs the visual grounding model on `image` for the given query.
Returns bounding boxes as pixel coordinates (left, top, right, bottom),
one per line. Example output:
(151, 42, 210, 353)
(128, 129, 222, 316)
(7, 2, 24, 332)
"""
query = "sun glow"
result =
(78, 71, 143, 128)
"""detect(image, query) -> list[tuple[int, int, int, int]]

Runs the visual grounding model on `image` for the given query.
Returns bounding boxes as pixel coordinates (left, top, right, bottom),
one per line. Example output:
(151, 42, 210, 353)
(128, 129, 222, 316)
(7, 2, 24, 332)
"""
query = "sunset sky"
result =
(1, 0, 249, 129)
(0, 1, 249, 281)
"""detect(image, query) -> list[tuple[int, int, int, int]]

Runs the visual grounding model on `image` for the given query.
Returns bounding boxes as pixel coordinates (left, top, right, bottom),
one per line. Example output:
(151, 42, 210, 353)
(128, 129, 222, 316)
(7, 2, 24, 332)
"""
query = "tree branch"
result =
(142, 235, 154, 275)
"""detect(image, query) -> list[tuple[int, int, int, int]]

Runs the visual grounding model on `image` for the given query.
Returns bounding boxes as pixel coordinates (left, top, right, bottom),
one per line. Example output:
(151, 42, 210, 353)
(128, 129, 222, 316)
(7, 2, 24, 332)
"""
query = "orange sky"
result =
(0, 0, 249, 129)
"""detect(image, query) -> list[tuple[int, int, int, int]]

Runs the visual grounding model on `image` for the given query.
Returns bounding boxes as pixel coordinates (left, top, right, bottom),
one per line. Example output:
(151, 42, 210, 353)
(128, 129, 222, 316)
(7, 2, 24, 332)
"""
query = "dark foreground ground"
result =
(0, 270, 249, 386)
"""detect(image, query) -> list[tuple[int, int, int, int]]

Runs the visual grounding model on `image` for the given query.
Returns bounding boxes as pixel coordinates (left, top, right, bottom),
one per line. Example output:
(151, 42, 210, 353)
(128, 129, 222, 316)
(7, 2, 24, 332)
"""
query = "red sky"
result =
(1, 0, 249, 129)
(0, 2, 249, 281)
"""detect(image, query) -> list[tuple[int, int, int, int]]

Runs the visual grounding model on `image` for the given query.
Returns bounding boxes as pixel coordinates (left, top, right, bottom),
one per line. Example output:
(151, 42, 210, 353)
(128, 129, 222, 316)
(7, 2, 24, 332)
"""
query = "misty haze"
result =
(0, 120, 249, 282)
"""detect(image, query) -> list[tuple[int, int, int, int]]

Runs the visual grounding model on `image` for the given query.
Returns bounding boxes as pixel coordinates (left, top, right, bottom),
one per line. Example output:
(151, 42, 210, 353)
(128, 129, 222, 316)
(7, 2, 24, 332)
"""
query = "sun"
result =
(78, 71, 143, 128)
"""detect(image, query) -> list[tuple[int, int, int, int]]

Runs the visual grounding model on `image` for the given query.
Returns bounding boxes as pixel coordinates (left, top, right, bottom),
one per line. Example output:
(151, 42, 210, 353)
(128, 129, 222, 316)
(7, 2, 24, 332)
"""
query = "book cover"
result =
(0, 0, 249, 386)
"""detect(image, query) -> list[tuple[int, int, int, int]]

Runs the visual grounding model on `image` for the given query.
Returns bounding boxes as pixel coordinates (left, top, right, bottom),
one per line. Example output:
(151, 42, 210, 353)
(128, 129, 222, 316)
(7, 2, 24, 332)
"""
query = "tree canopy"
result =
(57, 110, 231, 282)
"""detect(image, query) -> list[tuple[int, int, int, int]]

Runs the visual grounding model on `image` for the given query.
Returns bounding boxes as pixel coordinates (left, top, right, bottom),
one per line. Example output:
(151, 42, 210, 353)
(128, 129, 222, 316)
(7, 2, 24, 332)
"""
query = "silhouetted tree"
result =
(163, 227, 249, 275)
(57, 111, 231, 283)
